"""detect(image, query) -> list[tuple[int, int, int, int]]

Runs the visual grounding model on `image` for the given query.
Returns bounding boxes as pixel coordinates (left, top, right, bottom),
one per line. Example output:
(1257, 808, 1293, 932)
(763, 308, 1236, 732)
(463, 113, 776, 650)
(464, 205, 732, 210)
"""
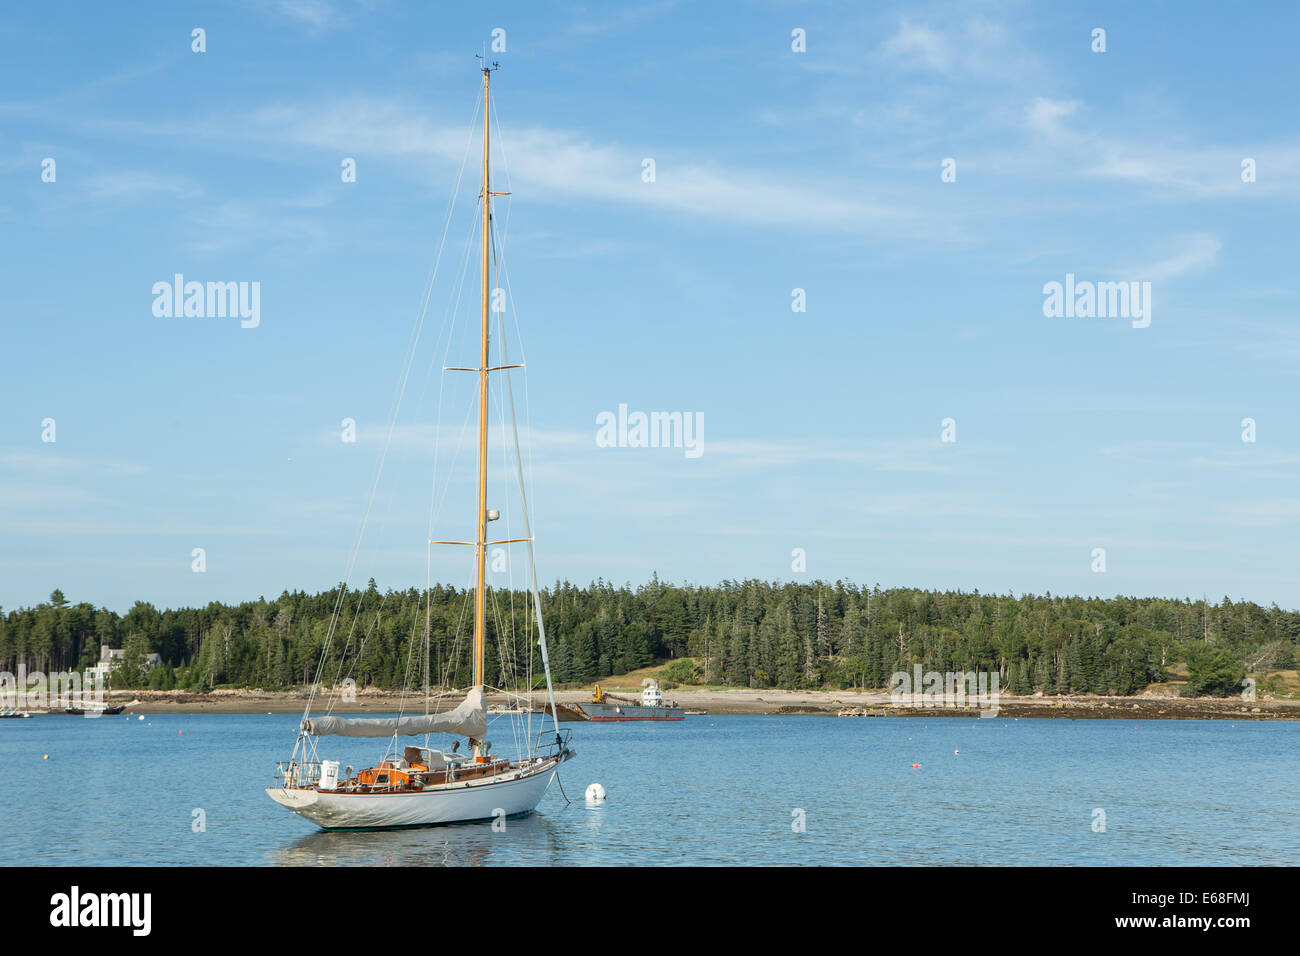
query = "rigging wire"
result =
(289, 74, 566, 777)
(486, 155, 563, 743)
(304, 89, 483, 726)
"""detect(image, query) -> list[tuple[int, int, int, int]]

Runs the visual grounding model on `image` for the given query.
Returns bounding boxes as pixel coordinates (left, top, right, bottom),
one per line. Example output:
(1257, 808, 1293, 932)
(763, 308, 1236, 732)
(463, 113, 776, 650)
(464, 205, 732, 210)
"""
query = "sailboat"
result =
(267, 64, 574, 831)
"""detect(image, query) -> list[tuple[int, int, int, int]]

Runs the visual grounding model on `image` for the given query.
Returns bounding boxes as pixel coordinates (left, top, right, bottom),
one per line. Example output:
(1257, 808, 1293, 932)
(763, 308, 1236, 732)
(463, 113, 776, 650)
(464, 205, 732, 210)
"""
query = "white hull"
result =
(267, 760, 559, 830)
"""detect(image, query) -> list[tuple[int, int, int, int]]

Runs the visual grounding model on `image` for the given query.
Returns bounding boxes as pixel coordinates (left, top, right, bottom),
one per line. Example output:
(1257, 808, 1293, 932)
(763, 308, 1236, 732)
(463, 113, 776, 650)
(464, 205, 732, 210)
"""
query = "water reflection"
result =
(273, 810, 564, 866)
(583, 801, 608, 832)
(6, 715, 1295, 866)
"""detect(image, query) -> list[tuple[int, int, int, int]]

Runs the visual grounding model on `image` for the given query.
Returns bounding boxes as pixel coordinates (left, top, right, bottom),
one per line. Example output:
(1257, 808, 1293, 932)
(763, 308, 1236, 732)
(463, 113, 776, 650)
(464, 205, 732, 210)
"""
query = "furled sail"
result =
(302, 687, 487, 740)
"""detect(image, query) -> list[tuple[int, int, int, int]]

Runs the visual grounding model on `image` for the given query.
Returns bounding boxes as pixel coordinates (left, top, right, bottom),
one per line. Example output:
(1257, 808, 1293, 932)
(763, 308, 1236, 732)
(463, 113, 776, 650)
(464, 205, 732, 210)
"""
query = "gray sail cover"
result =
(302, 687, 487, 739)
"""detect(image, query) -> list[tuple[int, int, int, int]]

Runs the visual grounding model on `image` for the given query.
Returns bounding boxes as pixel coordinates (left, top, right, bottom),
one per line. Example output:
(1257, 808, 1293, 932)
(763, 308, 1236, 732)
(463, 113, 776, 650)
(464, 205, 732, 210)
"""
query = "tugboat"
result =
(578, 680, 684, 722)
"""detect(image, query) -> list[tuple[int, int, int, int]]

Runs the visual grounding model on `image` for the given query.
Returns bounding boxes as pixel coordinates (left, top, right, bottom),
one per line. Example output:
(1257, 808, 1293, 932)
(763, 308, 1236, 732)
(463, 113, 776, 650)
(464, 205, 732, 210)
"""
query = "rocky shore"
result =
(90, 685, 1300, 720)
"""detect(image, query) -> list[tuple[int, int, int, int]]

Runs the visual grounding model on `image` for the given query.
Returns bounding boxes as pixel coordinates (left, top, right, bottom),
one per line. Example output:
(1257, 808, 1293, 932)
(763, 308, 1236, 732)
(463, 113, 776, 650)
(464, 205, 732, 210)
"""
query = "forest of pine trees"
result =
(2, 578, 1295, 697)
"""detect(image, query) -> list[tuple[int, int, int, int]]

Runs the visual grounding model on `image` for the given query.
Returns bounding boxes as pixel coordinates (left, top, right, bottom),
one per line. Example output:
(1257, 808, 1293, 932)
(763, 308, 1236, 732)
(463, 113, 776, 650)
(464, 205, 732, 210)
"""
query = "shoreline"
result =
(40, 686, 1299, 720)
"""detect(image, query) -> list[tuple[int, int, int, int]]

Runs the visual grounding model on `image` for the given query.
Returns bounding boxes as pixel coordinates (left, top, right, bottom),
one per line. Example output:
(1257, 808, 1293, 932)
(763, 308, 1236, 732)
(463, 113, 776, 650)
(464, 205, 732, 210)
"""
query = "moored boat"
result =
(268, 693, 571, 830)
(267, 62, 574, 831)
(577, 680, 684, 722)
(65, 704, 126, 716)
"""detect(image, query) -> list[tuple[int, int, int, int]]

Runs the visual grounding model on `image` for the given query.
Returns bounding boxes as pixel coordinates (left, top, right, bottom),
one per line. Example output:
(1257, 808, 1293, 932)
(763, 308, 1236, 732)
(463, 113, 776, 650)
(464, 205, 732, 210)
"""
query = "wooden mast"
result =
(473, 65, 491, 690)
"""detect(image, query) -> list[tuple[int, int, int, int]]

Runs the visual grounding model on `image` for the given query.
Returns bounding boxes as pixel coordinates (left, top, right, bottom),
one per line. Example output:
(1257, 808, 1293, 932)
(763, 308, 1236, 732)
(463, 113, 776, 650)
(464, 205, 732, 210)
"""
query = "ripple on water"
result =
(1, 713, 1295, 865)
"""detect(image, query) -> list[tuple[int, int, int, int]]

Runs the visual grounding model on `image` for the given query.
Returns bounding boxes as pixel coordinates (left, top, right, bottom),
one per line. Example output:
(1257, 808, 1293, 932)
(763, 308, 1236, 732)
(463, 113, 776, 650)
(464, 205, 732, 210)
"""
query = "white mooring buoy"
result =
(585, 782, 606, 802)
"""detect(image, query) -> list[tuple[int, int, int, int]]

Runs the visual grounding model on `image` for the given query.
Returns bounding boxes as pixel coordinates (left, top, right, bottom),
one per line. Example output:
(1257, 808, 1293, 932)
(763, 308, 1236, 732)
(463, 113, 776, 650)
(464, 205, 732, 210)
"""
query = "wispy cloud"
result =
(84, 170, 201, 202)
(0, 484, 107, 509)
(247, 98, 933, 237)
(881, 18, 954, 73)
(267, 0, 380, 35)
(187, 189, 339, 252)
(277, 0, 338, 30)
(1218, 498, 1300, 526)
(348, 423, 590, 453)
(0, 451, 147, 477)
(1083, 143, 1297, 199)
(1024, 96, 1081, 139)
(1188, 450, 1300, 480)
(878, 15, 1030, 82)
(1128, 232, 1222, 281)
(0, 518, 275, 537)
(569, 0, 678, 39)
(346, 422, 955, 476)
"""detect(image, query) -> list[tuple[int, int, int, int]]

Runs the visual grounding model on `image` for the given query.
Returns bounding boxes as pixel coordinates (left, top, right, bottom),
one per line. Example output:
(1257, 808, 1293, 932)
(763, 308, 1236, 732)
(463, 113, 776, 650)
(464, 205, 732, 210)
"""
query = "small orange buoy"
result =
(178, 729, 183, 735)
(43, 754, 49, 760)
(911, 763, 921, 769)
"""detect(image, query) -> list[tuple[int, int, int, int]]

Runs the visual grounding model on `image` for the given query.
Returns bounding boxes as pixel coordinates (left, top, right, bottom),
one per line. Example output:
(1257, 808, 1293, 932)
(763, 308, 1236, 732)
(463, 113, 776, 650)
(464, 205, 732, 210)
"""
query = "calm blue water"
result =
(0, 713, 1295, 865)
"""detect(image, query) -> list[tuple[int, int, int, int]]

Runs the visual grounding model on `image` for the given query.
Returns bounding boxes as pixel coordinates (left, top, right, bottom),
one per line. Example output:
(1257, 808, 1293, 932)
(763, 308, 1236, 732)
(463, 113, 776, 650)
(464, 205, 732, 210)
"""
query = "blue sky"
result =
(2, 1, 1299, 613)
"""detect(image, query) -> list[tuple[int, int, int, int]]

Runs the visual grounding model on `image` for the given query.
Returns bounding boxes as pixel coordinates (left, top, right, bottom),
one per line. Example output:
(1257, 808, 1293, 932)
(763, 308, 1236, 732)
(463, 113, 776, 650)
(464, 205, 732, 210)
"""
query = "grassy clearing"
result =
(1252, 668, 1299, 699)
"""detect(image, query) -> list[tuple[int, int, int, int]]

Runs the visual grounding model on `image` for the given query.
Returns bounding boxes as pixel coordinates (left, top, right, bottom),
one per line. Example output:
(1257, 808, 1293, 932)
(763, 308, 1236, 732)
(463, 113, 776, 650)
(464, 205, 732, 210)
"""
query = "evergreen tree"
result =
(0, 581, 1285, 697)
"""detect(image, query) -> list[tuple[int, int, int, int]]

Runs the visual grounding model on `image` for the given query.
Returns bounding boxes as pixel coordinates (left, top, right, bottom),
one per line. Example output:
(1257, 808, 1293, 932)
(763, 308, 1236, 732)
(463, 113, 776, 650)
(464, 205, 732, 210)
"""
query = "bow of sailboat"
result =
(267, 63, 573, 832)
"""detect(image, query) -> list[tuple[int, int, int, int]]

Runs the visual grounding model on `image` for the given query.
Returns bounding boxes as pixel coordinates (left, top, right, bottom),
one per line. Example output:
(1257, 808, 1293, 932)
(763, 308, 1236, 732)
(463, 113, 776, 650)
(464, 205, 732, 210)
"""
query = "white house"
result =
(88, 644, 161, 681)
